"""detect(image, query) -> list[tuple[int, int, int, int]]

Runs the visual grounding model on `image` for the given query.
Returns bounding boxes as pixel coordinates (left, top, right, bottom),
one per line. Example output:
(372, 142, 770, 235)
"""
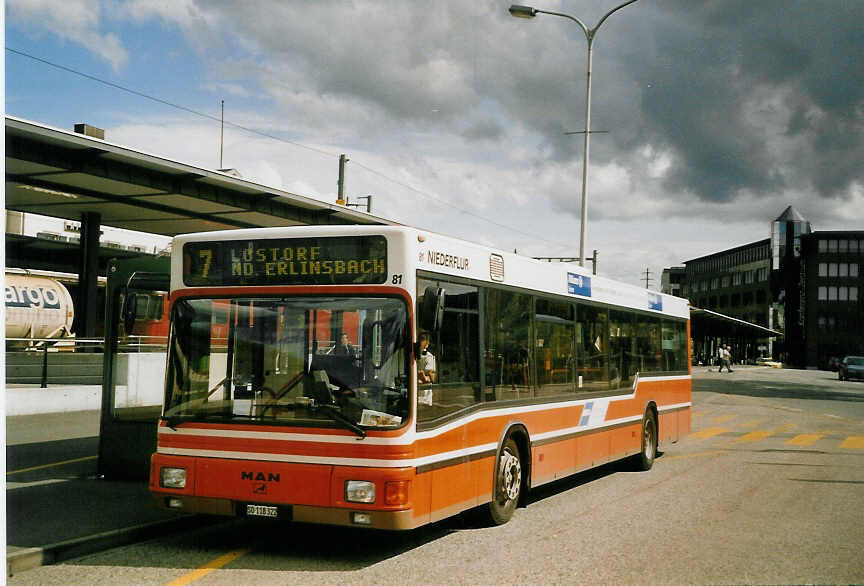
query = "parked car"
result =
(838, 356, 864, 381)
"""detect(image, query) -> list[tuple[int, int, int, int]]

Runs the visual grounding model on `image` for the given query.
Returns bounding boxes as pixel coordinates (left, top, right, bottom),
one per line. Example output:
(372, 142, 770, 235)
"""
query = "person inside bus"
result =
(333, 333, 356, 358)
(417, 332, 437, 384)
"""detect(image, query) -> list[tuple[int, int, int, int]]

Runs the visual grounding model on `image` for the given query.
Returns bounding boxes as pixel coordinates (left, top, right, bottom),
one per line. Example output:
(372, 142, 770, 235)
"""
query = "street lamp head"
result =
(509, 4, 537, 18)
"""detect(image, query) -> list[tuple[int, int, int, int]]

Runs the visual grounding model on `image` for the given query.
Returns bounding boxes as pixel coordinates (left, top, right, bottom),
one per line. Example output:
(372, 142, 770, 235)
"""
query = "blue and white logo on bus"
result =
(647, 292, 663, 311)
(577, 400, 609, 428)
(567, 273, 591, 297)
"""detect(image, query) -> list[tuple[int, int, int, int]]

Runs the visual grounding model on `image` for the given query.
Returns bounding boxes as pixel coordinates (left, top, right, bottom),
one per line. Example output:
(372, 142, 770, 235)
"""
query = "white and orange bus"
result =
(150, 225, 690, 528)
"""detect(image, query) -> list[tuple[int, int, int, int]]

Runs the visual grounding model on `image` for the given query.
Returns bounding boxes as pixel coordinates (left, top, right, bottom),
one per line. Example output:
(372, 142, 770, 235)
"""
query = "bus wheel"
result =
(486, 437, 522, 525)
(633, 410, 657, 471)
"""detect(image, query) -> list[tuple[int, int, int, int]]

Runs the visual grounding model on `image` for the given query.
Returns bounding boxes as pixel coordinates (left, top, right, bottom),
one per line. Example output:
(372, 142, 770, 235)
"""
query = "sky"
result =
(4, 0, 864, 287)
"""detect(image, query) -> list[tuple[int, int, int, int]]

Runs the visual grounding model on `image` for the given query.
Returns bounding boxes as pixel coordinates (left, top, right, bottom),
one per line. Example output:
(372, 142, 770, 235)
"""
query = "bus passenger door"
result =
(416, 280, 482, 519)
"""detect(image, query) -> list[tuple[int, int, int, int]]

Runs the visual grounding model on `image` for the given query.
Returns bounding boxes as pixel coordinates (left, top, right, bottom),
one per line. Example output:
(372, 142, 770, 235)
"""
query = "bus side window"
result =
(535, 298, 576, 397)
(576, 304, 608, 392)
(484, 288, 532, 402)
(417, 279, 480, 423)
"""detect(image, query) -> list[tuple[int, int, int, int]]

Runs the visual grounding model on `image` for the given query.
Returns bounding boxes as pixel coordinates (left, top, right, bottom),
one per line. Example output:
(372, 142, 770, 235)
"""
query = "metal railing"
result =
(6, 337, 105, 388)
(5, 336, 167, 388)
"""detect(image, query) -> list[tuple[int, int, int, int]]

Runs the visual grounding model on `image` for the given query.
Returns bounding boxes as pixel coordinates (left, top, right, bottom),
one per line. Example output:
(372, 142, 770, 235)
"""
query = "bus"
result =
(149, 225, 690, 528)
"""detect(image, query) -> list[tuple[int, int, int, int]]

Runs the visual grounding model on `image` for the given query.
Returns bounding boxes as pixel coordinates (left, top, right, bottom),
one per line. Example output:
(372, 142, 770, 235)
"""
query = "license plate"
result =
(246, 504, 278, 518)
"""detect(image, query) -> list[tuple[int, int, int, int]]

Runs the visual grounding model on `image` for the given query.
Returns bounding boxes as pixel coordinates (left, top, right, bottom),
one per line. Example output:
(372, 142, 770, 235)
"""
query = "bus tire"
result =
(483, 436, 522, 525)
(633, 410, 657, 471)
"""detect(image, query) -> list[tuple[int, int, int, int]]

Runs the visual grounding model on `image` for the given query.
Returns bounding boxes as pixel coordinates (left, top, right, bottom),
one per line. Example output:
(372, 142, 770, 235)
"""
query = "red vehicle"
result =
(150, 226, 691, 528)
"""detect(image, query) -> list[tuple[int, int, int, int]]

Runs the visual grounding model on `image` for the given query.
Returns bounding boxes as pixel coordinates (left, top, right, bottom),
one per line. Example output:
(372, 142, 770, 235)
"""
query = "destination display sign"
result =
(183, 236, 387, 286)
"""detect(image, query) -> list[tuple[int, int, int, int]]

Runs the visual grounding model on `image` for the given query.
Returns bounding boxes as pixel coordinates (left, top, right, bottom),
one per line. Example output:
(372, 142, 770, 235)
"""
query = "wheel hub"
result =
(500, 449, 521, 501)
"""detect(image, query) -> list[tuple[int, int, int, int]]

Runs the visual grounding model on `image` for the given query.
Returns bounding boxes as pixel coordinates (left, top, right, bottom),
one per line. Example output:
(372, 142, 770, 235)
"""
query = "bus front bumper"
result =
(152, 493, 419, 530)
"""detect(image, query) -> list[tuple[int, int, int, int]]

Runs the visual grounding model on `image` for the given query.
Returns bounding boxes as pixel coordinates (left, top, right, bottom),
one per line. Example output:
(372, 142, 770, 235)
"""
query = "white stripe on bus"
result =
(156, 405, 690, 468)
(158, 377, 691, 447)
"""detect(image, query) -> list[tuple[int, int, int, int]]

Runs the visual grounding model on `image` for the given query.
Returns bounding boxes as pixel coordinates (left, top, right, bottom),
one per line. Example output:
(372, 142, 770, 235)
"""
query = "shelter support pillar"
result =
(76, 211, 101, 339)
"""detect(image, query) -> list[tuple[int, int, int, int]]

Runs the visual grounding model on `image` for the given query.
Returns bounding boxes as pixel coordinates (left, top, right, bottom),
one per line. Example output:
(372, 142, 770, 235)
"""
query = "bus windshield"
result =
(164, 296, 409, 431)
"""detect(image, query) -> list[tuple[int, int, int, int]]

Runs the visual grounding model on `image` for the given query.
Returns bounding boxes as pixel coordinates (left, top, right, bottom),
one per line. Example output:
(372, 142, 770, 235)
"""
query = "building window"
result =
(851, 264, 859, 278)
(818, 286, 827, 301)
(829, 263, 838, 277)
(757, 267, 768, 281)
(745, 271, 754, 284)
(839, 287, 848, 301)
(839, 263, 848, 278)
(733, 272, 742, 286)
(828, 286, 837, 301)
(839, 240, 848, 253)
(851, 287, 859, 301)
(710, 278, 719, 290)
(829, 240, 838, 253)
(818, 263, 827, 277)
(818, 316, 826, 331)
(851, 240, 859, 253)
(721, 276, 730, 288)
(819, 240, 827, 253)
(701, 281, 708, 292)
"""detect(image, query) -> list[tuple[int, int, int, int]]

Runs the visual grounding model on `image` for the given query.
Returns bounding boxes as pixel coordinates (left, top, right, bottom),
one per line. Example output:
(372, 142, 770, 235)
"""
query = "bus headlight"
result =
(345, 480, 375, 503)
(160, 467, 187, 489)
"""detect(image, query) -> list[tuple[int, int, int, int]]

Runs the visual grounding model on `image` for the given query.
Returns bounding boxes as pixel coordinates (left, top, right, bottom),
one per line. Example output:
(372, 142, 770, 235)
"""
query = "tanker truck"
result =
(5, 272, 75, 346)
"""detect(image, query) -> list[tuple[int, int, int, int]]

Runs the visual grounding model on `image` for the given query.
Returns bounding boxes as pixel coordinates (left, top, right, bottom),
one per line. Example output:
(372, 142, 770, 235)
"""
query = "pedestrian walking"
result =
(718, 345, 734, 373)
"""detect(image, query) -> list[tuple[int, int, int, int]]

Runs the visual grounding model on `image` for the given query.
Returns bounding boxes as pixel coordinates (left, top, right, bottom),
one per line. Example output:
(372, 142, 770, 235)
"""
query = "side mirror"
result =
(121, 293, 149, 333)
(419, 287, 446, 332)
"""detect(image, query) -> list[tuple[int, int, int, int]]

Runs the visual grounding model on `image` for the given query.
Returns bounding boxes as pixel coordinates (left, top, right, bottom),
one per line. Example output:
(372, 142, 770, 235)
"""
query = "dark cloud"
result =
(135, 1, 864, 205)
(461, 118, 505, 142)
(630, 0, 864, 201)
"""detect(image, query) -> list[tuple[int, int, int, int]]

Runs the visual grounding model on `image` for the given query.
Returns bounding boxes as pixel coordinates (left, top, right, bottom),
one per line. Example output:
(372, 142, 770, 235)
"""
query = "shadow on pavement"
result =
(6, 437, 99, 472)
(694, 378, 864, 402)
(62, 514, 466, 573)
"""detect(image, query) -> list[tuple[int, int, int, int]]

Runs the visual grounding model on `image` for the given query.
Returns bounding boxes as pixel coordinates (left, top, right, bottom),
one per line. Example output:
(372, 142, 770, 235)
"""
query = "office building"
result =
(667, 206, 862, 368)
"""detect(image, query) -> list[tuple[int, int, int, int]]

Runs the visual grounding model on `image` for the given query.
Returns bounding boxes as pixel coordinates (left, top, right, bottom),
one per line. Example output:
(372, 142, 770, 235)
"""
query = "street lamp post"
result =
(509, 1, 638, 267)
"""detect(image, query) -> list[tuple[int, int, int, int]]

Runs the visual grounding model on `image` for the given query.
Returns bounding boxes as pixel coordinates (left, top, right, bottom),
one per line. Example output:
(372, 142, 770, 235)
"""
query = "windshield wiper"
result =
(317, 405, 366, 439)
(162, 414, 194, 430)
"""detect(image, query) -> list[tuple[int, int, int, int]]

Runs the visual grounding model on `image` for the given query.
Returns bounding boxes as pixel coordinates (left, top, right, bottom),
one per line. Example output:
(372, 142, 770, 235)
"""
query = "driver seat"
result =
(309, 369, 334, 405)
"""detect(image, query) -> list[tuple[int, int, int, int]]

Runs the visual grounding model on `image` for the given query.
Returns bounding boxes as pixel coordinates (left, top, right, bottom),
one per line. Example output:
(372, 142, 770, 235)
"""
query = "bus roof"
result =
(171, 225, 689, 319)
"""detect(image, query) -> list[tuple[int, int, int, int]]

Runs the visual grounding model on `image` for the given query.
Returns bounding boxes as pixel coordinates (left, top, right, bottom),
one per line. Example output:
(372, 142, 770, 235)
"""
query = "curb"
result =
(7, 515, 221, 577)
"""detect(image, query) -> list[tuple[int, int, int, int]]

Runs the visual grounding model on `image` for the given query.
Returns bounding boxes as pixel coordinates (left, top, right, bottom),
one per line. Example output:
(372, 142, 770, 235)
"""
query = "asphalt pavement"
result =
(5, 366, 863, 578)
(5, 410, 214, 577)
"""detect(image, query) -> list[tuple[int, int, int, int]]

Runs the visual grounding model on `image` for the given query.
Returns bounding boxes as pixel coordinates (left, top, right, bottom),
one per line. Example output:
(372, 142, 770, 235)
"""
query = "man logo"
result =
(241, 471, 281, 482)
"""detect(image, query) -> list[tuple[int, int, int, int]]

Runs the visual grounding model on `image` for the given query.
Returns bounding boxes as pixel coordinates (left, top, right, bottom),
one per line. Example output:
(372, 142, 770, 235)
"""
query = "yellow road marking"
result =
(785, 434, 823, 446)
(660, 450, 728, 462)
(6, 455, 97, 476)
(733, 431, 773, 444)
(165, 548, 251, 586)
(710, 415, 736, 424)
(739, 419, 765, 428)
(691, 410, 707, 418)
(689, 427, 729, 439)
(840, 436, 864, 449)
